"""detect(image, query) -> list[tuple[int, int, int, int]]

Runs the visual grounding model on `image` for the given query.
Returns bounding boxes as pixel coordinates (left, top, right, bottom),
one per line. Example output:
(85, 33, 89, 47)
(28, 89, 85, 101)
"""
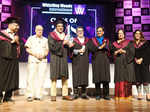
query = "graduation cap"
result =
(3, 17, 21, 25)
(53, 18, 67, 27)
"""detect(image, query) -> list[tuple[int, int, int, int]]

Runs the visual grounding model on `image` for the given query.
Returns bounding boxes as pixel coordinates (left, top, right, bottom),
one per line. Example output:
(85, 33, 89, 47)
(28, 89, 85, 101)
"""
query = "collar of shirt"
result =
(77, 36, 85, 44)
(54, 29, 65, 40)
(96, 35, 104, 45)
(33, 34, 43, 39)
(33, 35, 44, 44)
(5, 28, 16, 40)
(5, 28, 15, 36)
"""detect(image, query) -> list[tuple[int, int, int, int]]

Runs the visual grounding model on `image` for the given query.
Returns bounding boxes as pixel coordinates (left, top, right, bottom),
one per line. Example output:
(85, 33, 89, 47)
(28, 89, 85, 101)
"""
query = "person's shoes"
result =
(146, 98, 150, 101)
(34, 98, 41, 101)
(51, 96, 56, 101)
(0, 97, 2, 102)
(146, 96, 150, 101)
(4, 97, 14, 102)
(72, 94, 79, 100)
(81, 93, 89, 100)
(137, 97, 143, 100)
(137, 94, 143, 100)
(27, 97, 33, 102)
(0, 98, 3, 104)
(95, 96, 101, 100)
(103, 96, 111, 100)
(62, 96, 73, 101)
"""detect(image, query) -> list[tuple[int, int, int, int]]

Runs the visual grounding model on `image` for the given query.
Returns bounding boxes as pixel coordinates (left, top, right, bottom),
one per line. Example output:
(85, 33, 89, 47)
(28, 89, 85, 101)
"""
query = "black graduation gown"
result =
(48, 31, 69, 80)
(134, 41, 150, 83)
(111, 40, 135, 83)
(91, 37, 110, 83)
(0, 31, 19, 94)
(71, 38, 90, 88)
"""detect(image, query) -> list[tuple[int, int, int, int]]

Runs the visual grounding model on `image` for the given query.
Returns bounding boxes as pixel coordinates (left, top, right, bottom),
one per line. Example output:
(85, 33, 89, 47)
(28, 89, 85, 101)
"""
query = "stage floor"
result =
(0, 96, 150, 112)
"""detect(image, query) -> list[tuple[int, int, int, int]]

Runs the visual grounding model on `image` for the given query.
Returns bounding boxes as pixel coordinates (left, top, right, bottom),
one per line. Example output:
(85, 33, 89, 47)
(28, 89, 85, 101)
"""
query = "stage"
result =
(0, 96, 150, 112)
(19, 63, 141, 96)
(1, 62, 149, 112)
(0, 0, 150, 111)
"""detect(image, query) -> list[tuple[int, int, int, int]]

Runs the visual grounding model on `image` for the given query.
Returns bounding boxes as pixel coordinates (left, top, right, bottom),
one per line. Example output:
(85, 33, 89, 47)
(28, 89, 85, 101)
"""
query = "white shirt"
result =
(25, 35, 48, 63)
(54, 29, 65, 40)
(77, 37, 85, 44)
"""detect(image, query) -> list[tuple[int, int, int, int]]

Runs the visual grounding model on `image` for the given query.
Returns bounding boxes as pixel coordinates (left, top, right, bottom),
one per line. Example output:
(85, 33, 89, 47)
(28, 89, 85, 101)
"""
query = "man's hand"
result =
(98, 42, 106, 49)
(136, 58, 143, 64)
(11, 39, 16, 43)
(68, 42, 74, 48)
(11, 35, 19, 44)
(119, 49, 126, 54)
(35, 53, 44, 60)
(63, 40, 69, 45)
(114, 49, 121, 55)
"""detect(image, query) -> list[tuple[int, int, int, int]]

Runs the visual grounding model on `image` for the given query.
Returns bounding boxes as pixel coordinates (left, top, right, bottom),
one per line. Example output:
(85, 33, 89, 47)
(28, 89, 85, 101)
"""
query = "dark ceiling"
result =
(13, 0, 114, 5)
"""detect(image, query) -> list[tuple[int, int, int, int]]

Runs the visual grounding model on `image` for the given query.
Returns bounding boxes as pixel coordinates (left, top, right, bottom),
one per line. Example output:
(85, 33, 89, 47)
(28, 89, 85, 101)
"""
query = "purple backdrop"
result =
(15, 2, 113, 62)
(115, 0, 150, 40)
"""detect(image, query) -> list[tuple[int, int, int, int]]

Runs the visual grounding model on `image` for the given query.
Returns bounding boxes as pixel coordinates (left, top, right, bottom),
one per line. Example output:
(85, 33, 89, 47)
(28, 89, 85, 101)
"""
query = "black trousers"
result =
(95, 82, 109, 97)
(73, 85, 87, 95)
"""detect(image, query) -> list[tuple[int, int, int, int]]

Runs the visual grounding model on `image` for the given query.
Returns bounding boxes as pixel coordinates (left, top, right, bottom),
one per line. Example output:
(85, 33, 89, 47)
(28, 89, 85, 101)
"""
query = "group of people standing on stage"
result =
(47, 19, 111, 101)
(112, 29, 150, 101)
(0, 17, 150, 103)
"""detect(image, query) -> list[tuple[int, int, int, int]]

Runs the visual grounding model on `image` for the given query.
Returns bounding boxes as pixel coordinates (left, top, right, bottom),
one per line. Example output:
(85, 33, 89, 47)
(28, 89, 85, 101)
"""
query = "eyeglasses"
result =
(97, 30, 103, 32)
(77, 30, 83, 32)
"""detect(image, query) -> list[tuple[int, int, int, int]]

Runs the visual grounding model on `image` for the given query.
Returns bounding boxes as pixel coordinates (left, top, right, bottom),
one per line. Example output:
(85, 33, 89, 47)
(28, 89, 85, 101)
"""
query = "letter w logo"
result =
(75, 7, 85, 15)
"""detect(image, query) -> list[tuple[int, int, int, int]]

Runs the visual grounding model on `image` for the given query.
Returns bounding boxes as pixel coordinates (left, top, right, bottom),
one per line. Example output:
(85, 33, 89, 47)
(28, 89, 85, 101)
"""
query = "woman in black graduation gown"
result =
(133, 30, 150, 101)
(111, 29, 135, 100)
(91, 27, 110, 100)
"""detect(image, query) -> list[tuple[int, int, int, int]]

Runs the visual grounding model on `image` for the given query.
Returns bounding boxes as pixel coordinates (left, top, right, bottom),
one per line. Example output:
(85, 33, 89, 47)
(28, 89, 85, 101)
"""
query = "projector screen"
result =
(15, 2, 114, 62)
(30, 3, 106, 38)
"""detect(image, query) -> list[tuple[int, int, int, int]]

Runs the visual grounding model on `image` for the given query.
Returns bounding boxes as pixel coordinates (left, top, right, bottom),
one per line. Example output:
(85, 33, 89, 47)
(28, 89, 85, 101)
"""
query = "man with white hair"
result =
(25, 25, 48, 101)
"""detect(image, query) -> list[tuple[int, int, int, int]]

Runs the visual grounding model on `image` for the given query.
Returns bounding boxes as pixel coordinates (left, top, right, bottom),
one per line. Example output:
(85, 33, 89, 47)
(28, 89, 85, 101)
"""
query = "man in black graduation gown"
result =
(48, 18, 73, 101)
(0, 17, 20, 102)
(91, 27, 110, 100)
(71, 26, 90, 99)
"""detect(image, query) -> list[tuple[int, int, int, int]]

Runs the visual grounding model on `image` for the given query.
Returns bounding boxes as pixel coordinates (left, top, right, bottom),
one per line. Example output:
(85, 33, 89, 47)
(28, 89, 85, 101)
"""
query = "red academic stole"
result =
(0, 30, 20, 58)
(133, 40, 146, 62)
(50, 31, 66, 41)
(91, 37, 109, 47)
(0, 30, 12, 42)
(73, 37, 89, 46)
(69, 37, 88, 58)
(133, 40, 146, 48)
(113, 39, 130, 49)
(92, 37, 110, 56)
(50, 31, 67, 49)
(112, 39, 130, 61)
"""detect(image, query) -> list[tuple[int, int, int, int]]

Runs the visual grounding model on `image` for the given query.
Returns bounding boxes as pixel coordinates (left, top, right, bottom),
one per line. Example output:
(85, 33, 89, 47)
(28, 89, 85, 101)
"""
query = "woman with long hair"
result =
(133, 30, 150, 101)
